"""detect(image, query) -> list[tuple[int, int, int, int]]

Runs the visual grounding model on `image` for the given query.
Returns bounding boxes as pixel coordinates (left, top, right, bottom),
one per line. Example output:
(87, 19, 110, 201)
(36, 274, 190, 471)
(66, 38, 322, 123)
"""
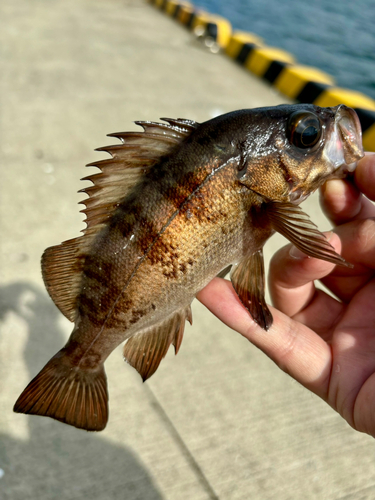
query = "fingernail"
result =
(323, 230, 334, 241)
(289, 246, 308, 260)
(322, 179, 346, 198)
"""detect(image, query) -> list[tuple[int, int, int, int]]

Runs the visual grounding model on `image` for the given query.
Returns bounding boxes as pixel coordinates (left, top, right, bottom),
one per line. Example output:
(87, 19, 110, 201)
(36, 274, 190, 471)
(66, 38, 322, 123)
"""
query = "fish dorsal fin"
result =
(81, 118, 199, 229)
(42, 119, 198, 321)
(123, 305, 193, 381)
(267, 201, 352, 268)
(230, 249, 273, 331)
(41, 226, 105, 321)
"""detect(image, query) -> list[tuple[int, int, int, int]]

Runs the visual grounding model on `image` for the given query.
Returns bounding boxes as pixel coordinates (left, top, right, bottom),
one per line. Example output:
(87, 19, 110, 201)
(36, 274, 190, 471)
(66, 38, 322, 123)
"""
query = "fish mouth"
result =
(289, 188, 310, 204)
(324, 105, 364, 178)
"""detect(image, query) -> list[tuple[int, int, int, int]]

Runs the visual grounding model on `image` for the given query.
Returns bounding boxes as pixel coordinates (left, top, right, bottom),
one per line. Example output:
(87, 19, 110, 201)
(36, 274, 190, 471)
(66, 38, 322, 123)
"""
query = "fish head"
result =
(237, 104, 364, 204)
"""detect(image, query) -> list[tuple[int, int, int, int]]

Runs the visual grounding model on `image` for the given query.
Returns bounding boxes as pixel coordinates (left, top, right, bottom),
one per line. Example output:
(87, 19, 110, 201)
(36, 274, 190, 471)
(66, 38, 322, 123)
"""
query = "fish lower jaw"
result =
(289, 189, 310, 205)
(331, 161, 358, 179)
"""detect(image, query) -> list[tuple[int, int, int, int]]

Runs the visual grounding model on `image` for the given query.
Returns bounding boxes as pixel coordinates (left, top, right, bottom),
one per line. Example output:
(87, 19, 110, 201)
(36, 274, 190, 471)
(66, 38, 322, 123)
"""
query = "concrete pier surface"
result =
(1, 0, 374, 499)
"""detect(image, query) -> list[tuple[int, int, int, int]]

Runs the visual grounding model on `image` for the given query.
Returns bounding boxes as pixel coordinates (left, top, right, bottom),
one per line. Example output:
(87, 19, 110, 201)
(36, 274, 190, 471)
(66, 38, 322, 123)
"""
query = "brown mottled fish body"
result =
(14, 105, 363, 431)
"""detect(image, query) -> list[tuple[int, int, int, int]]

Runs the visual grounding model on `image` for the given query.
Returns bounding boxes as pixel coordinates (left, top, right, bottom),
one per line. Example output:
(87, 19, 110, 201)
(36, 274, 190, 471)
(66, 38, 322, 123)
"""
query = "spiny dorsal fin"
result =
(123, 305, 193, 381)
(42, 118, 198, 320)
(81, 118, 199, 230)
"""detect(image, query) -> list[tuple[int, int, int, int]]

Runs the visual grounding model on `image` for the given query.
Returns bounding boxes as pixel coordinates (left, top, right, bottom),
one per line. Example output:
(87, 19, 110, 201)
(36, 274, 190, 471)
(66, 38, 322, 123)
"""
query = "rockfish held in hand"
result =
(14, 104, 363, 431)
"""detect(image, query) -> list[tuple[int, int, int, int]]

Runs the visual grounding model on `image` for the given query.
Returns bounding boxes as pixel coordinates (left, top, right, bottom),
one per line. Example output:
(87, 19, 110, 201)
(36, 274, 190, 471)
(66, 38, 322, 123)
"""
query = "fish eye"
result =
(286, 111, 322, 149)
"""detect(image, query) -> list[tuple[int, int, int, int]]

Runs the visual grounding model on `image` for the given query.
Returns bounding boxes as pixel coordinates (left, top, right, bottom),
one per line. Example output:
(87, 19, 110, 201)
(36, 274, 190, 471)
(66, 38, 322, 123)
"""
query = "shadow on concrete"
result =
(0, 282, 162, 500)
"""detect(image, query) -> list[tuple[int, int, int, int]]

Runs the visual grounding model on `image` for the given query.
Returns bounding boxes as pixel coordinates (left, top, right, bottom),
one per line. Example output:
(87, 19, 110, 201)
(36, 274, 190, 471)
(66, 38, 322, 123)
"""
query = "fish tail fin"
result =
(13, 350, 108, 431)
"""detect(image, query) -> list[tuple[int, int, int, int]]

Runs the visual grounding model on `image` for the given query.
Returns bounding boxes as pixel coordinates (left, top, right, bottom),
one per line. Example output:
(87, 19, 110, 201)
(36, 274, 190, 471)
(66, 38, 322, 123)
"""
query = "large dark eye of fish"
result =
(287, 111, 322, 149)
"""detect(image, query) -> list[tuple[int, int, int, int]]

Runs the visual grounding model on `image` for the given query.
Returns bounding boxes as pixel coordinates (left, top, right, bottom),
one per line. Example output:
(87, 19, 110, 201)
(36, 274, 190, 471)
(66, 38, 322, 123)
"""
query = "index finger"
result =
(355, 153, 375, 201)
(197, 278, 332, 399)
(320, 153, 375, 225)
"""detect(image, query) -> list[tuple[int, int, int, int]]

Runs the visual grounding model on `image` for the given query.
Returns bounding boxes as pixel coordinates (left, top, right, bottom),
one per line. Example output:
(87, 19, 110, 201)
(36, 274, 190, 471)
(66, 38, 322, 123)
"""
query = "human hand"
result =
(197, 153, 375, 437)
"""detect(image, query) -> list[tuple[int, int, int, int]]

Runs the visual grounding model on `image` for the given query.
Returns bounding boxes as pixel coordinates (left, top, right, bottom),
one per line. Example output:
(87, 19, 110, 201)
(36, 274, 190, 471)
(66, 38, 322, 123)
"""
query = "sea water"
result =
(197, 0, 375, 100)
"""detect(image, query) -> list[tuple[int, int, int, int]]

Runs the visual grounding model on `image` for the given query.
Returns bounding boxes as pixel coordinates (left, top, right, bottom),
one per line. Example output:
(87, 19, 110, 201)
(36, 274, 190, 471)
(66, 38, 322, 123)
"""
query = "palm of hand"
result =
(319, 220, 375, 436)
(295, 217, 375, 437)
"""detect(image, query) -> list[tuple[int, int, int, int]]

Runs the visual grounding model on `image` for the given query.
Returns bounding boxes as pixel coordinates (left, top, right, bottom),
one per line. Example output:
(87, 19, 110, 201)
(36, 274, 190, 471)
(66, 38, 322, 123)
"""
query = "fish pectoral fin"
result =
(123, 305, 193, 381)
(267, 201, 352, 268)
(14, 349, 108, 431)
(230, 250, 273, 331)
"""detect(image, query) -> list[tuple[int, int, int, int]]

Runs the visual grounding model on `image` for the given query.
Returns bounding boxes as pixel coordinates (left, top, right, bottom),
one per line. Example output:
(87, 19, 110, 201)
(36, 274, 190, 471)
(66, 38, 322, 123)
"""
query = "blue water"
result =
(197, 0, 375, 100)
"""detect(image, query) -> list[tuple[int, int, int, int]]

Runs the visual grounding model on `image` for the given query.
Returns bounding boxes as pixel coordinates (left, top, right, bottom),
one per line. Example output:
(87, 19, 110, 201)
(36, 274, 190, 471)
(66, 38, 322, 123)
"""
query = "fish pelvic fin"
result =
(216, 264, 232, 279)
(123, 305, 193, 382)
(13, 350, 108, 431)
(230, 250, 273, 331)
(267, 201, 353, 268)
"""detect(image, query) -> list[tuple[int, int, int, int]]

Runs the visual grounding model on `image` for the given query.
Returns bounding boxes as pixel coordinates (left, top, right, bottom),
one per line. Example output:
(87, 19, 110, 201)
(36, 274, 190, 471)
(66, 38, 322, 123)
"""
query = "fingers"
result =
(320, 153, 375, 225)
(197, 278, 332, 399)
(269, 219, 375, 316)
(269, 232, 344, 322)
(325, 278, 375, 436)
(355, 153, 375, 202)
(321, 218, 375, 302)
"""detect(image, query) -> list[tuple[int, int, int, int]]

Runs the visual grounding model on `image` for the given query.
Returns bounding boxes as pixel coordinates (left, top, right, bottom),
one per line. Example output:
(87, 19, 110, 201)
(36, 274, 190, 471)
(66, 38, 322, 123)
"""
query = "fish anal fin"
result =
(267, 201, 353, 268)
(123, 305, 193, 381)
(14, 349, 108, 431)
(230, 250, 273, 331)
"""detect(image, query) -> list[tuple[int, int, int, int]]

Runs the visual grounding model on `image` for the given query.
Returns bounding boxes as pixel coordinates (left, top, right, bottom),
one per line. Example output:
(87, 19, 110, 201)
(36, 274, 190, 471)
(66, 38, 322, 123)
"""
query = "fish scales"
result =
(79, 158, 266, 342)
(14, 104, 364, 431)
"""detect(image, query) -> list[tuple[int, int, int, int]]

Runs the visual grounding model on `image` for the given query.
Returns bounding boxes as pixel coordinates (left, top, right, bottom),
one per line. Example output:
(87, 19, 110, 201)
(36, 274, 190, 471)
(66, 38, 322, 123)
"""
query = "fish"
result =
(14, 104, 363, 431)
